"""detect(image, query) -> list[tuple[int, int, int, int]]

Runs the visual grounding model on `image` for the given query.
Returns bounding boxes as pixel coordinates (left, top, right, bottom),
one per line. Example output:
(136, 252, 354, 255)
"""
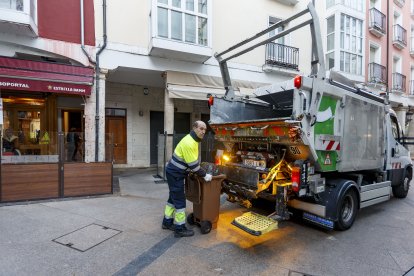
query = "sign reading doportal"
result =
(0, 78, 91, 96)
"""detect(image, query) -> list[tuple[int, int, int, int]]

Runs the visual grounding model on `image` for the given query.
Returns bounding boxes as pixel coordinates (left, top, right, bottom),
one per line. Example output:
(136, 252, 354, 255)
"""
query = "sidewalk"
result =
(0, 168, 413, 276)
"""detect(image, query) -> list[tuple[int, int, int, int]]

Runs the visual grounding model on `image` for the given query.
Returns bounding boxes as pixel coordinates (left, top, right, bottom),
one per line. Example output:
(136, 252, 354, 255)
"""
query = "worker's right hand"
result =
(203, 174, 212, 182)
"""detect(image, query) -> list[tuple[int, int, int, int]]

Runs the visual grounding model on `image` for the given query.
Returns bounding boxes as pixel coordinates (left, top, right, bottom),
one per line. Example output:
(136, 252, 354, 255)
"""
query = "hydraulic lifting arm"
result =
(214, 2, 325, 100)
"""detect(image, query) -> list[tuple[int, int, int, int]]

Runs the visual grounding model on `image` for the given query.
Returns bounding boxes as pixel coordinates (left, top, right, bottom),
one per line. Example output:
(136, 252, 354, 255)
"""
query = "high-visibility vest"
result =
(166, 134, 203, 177)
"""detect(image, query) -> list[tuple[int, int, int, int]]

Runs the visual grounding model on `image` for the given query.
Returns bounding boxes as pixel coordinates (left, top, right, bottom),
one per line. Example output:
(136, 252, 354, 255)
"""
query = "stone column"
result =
(164, 88, 175, 162)
(84, 70, 107, 162)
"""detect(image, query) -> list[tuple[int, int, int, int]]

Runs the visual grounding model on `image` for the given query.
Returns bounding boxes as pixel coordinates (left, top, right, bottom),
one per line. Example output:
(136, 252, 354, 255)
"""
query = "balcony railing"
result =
(368, 62, 387, 84)
(392, 72, 406, 92)
(393, 24, 407, 49)
(394, 0, 405, 8)
(369, 8, 386, 36)
(265, 42, 299, 71)
(411, 37, 414, 56)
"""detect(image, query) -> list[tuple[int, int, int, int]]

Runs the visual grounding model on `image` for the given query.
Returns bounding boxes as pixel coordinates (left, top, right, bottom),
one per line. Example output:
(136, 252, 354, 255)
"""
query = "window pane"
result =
(340, 32, 344, 48)
(345, 52, 350, 72)
(340, 51, 344, 71)
(327, 34, 335, 51)
(158, 0, 168, 4)
(198, 17, 207, 45)
(186, 0, 194, 11)
(185, 14, 196, 43)
(172, 0, 181, 8)
(357, 56, 362, 75)
(326, 52, 335, 69)
(171, 11, 182, 40)
(327, 16, 335, 34)
(351, 54, 357, 74)
(340, 14, 344, 31)
(198, 0, 207, 14)
(158, 7, 168, 38)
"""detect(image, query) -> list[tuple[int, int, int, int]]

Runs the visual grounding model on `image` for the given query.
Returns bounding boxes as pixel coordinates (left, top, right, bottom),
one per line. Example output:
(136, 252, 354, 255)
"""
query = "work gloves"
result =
(203, 173, 212, 182)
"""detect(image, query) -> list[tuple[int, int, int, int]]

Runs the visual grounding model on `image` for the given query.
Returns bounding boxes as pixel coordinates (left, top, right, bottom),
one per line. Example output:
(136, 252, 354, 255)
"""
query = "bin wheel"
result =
(200, 221, 212, 234)
(187, 213, 195, 225)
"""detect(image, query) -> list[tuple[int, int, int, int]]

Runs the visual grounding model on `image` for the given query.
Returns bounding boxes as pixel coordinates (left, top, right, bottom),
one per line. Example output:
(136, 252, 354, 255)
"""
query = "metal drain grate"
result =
(53, 224, 121, 252)
(232, 211, 278, 236)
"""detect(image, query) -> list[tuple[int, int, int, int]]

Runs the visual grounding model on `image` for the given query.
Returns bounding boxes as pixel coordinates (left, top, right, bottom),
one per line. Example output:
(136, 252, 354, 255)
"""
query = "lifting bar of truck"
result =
(214, 2, 325, 100)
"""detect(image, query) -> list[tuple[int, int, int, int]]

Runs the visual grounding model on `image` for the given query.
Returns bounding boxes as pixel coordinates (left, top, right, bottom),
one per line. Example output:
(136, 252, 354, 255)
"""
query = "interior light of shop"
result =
(223, 155, 230, 161)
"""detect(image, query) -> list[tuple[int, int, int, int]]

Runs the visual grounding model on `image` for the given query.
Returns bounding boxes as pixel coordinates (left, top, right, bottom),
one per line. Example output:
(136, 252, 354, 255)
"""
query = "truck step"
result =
(232, 211, 278, 236)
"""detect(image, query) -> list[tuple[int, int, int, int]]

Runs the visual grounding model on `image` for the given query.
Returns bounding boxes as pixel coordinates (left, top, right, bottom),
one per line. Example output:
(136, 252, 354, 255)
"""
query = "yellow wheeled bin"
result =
(185, 174, 226, 234)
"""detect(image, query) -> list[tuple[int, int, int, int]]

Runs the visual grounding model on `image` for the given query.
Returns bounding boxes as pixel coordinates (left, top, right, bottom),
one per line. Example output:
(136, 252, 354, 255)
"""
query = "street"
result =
(0, 169, 413, 276)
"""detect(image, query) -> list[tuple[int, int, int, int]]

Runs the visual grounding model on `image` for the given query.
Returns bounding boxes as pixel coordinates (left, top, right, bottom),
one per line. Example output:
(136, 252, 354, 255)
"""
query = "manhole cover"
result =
(53, 224, 121, 252)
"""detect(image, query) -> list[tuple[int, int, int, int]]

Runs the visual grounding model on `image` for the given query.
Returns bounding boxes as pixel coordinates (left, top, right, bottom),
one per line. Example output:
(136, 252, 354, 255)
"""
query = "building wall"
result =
(38, 0, 95, 46)
(97, 0, 311, 71)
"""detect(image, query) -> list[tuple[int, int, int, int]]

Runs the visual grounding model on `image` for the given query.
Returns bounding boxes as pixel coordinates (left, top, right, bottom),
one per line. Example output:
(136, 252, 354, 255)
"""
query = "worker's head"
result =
(193, 121, 207, 139)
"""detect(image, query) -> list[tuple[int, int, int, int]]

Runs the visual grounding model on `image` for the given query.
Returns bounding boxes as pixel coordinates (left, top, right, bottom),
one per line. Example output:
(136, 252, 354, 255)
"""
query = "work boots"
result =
(174, 225, 194, 238)
(161, 218, 175, 231)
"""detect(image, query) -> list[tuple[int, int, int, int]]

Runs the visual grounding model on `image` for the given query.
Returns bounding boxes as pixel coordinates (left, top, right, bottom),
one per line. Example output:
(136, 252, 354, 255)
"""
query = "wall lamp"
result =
(143, 87, 149, 95)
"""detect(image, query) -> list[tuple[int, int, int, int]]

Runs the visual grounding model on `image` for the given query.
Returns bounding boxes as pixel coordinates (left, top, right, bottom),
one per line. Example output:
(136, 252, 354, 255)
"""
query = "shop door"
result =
(150, 111, 164, 165)
(106, 116, 127, 164)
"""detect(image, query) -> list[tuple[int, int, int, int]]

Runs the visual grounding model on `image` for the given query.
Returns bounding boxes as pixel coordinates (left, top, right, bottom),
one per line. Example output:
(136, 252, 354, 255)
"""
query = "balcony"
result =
(273, 0, 299, 5)
(368, 62, 387, 84)
(392, 72, 406, 93)
(393, 24, 407, 49)
(0, 0, 37, 37)
(411, 37, 414, 57)
(394, 0, 405, 8)
(410, 80, 414, 96)
(368, 8, 386, 37)
(263, 42, 299, 72)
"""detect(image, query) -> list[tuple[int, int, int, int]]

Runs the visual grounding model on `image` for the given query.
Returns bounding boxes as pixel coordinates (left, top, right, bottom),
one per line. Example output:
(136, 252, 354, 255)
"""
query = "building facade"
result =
(0, 0, 112, 202)
(318, 0, 414, 133)
(97, 0, 312, 168)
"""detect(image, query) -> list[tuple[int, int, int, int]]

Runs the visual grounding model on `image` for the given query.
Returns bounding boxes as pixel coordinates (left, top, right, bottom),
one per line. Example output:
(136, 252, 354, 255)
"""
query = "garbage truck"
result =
(208, 2, 412, 235)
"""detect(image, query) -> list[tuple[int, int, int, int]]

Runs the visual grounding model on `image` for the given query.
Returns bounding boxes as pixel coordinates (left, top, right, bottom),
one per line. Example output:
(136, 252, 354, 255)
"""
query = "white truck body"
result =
(210, 3, 412, 231)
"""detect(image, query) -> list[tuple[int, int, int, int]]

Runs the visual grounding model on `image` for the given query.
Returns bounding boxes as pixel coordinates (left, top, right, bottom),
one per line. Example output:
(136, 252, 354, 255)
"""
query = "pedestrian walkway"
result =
(0, 168, 413, 276)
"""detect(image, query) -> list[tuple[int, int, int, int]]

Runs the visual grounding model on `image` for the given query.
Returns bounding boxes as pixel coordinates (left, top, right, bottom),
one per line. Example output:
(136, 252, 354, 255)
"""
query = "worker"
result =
(162, 121, 212, 238)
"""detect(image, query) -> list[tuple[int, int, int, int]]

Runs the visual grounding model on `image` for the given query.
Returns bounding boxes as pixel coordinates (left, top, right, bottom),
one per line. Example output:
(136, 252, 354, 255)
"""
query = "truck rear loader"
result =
(208, 2, 412, 235)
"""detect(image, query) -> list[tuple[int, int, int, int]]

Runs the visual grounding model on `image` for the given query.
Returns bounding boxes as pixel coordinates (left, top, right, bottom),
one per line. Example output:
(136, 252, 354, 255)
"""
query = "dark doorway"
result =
(174, 112, 190, 134)
(150, 111, 164, 165)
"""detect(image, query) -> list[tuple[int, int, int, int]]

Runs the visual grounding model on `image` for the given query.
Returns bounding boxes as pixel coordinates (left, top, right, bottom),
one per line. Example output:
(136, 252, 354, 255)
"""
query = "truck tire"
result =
(335, 189, 358, 231)
(392, 173, 410, 199)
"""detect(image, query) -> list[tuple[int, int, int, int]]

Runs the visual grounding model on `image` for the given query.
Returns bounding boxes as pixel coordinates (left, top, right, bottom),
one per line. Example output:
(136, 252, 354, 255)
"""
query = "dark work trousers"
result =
(166, 172, 186, 210)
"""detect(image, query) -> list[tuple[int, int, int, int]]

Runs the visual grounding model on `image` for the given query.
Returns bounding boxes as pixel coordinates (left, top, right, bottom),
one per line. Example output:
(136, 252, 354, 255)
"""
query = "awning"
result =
(0, 56, 94, 96)
(166, 71, 268, 101)
(167, 84, 225, 100)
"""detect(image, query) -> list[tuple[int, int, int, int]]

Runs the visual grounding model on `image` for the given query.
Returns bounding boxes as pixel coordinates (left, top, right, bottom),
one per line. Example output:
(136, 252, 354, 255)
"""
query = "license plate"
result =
(243, 159, 266, 168)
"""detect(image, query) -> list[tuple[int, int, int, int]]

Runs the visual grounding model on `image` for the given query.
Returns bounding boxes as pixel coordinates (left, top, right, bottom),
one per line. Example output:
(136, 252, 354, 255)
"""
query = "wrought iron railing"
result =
(368, 62, 387, 84)
(393, 24, 407, 46)
(392, 72, 406, 92)
(369, 8, 386, 34)
(265, 42, 299, 70)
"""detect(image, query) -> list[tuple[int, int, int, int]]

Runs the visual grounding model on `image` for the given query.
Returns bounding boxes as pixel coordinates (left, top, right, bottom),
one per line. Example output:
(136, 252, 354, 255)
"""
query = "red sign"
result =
(0, 77, 91, 95)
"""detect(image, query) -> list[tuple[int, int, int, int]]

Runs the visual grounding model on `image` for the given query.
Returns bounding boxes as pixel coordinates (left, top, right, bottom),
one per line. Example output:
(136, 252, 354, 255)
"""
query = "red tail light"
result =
(294, 75, 302, 89)
(208, 96, 214, 108)
(291, 166, 301, 192)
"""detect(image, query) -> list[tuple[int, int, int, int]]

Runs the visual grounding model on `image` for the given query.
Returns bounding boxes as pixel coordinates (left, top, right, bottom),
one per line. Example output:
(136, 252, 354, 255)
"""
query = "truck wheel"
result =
(335, 189, 358, 231)
(200, 221, 212, 234)
(392, 174, 410, 199)
(187, 213, 195, 225)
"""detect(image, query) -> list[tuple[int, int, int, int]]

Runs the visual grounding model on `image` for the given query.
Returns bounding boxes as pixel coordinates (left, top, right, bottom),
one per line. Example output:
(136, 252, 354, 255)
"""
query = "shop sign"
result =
(0, 77, 91, 96)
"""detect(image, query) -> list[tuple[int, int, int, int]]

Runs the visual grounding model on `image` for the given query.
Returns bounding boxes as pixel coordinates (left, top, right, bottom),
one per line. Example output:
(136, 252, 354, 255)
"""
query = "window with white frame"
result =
(0, 0, 23, 11)
(339, 14, 363, 75)
(326, 0, 363, 12)
(326, 15, 335, 70)
(157, 0, 208, 46)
